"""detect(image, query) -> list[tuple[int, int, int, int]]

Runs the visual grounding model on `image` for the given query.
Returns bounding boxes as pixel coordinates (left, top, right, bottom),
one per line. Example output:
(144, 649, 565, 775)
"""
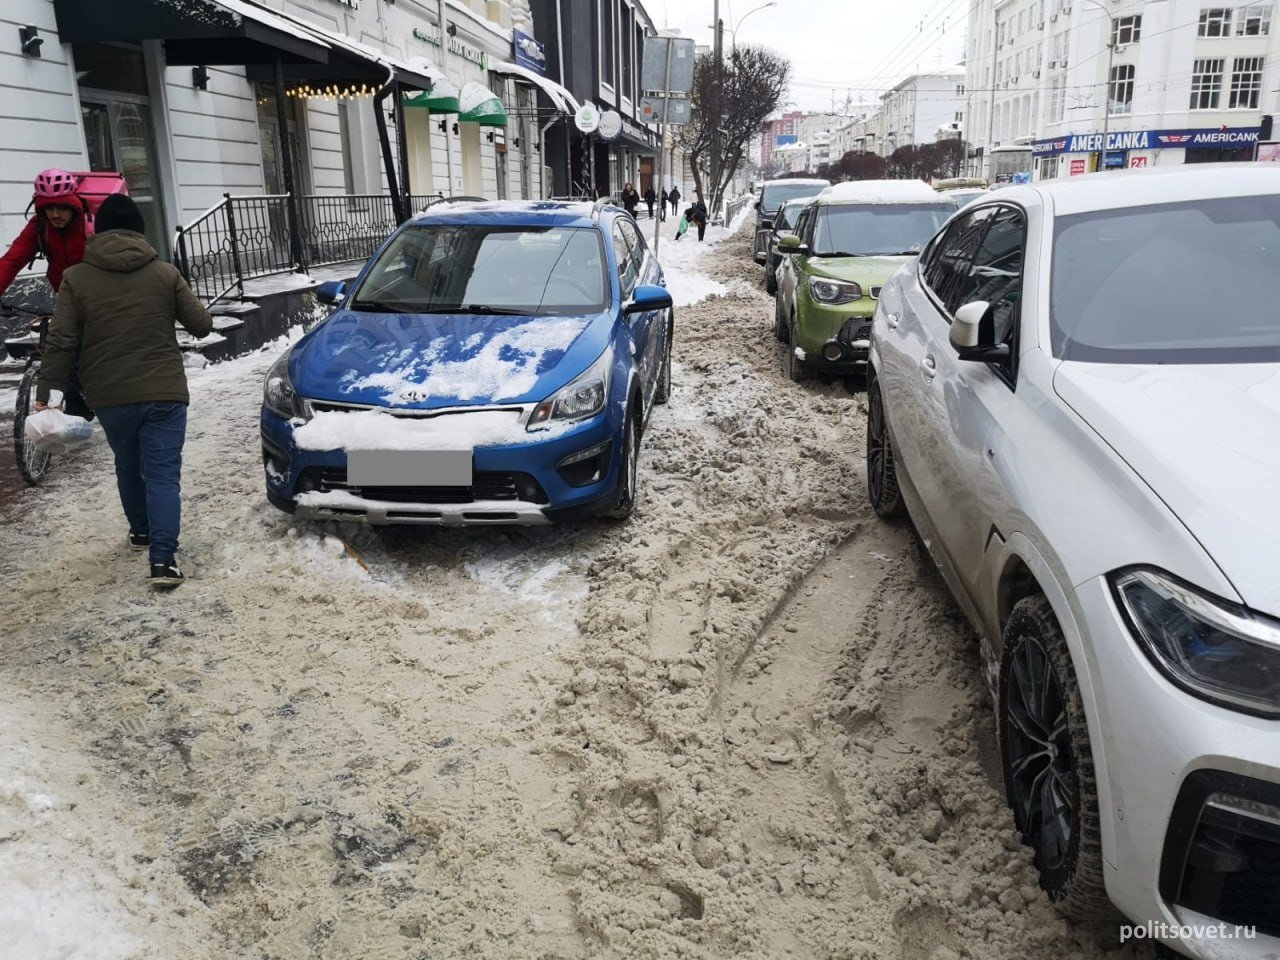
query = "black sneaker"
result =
(149, 562, 184, 588)
(128, 532, 150, 551)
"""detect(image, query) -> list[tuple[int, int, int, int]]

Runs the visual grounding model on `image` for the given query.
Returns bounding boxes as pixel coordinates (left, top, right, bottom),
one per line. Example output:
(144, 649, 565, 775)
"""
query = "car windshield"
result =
(761, 183, 825, 211)
(1051, 196, 1280, 363)
(942, 190, 987, 206)
(811, 203, 954, 257)
(350, 225, 608, 315)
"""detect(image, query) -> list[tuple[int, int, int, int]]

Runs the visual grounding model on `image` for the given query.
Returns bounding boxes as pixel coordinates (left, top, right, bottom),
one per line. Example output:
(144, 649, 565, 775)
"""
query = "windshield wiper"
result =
(873, 251, 923, 257)
(350, 299, 403, 312)
(813, 251, 865, 258)
(457, 304, 529, 315)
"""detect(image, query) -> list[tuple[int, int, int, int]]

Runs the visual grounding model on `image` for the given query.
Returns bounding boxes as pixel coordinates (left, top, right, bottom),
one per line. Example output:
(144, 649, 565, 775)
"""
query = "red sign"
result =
(1129, 155, 1148, 168)
(1069, 158, 1087, 176)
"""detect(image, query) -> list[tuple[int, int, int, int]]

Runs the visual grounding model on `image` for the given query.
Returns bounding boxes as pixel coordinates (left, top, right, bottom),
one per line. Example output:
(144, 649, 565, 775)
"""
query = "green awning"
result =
(403, 76, 460, 114)
(458, 81, 507, 127)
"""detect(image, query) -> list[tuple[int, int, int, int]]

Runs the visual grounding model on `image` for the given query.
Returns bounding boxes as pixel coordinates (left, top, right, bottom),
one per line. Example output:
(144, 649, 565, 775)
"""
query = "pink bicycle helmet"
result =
(34, 168, 80, 207)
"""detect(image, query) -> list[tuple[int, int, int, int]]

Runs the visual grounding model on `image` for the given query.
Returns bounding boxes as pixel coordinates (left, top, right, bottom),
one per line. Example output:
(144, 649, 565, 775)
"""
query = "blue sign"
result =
(1033, 126, 1260, 157)
(1011, 171, 1032, 184)
(513, 29, 547, 76)
(776, 134, 797, 146)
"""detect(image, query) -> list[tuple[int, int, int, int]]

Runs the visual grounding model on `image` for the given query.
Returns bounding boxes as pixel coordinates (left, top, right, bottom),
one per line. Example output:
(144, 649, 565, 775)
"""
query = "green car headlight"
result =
(808, 276, 862, 304)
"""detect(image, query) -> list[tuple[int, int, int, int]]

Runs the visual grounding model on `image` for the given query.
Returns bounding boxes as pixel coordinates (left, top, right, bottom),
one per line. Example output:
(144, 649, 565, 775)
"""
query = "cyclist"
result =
(0, 168, 95, 418)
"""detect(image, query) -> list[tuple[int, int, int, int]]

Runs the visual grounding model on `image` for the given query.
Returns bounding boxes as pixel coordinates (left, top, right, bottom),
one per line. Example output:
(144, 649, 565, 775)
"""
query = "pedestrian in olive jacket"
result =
(37, 194, 213, 588)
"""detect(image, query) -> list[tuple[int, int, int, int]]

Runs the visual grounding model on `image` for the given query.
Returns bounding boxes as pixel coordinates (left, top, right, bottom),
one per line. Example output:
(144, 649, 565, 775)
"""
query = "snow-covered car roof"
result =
(815, 180, 947, 205)
(761, 178, 830, 187)
(1003, 164, 1280, 216)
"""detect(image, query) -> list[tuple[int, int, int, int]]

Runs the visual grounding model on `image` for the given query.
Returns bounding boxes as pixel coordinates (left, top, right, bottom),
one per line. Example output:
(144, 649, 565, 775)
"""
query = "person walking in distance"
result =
(36, 194, 213, 588)
(643, 184, 657, 219)
(620, 182, 640, 218)
(668, 185, 682, 216)
(690, 193, 709, 242)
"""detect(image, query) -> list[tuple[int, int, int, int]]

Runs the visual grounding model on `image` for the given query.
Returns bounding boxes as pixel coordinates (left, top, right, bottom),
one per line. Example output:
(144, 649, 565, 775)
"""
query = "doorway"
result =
(74, 43, 169, 256)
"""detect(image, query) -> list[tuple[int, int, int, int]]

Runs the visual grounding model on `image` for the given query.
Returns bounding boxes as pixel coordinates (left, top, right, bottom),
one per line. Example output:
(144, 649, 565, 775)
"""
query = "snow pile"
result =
(293, 407, 575, 451)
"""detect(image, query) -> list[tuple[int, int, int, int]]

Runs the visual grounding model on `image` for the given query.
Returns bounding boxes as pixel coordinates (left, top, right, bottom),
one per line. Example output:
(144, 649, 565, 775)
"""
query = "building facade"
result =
(965, 0, 1279, 179)
(879, 71, 967, 156)
(528, 0, 660, 199)
(2, 0, 557, 290)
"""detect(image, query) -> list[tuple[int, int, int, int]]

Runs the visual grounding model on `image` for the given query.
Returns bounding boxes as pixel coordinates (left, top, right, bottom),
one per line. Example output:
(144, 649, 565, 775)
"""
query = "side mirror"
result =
(753, 200, 761, 210)
(624, 283, 674, 315)
(778, 235, 808, 255)
(950, 299, 1012, 363)
(315, 280, 346, 305)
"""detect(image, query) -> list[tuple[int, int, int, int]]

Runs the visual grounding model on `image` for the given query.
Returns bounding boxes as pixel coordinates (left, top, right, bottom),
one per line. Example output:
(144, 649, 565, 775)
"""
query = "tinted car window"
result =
(761, 182, 826, 212)
(812, 203, 954, 258)
(924, 207, 996, 314)
(613, 221, 640, 296)
(352, 225, 608, 314)
(774, 201, 806, 232)
(1051, 196, 1280, 363)
(964, 207, 1025, 345)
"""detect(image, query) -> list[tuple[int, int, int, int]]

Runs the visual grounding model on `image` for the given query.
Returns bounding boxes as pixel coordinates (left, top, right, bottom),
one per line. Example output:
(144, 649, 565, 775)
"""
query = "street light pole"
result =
(711, 0, 722, 217)
(1081, 0, 1115, 171)
(731, 1, 776, 51)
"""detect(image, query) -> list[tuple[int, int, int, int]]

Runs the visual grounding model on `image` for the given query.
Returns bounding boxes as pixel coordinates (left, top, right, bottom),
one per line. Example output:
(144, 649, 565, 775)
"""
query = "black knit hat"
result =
(95, 194, 146, 235)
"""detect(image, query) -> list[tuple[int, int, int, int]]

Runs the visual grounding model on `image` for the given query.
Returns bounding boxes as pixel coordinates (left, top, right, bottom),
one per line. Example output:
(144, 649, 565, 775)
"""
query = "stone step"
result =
(176, 330, 228, 353)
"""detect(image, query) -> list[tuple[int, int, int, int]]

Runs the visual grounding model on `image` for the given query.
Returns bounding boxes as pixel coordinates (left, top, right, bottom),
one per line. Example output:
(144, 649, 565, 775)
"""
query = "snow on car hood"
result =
(1054, 362, 1280, 615)
(807, 255, 911, 285)
(291, 308, 607, 408)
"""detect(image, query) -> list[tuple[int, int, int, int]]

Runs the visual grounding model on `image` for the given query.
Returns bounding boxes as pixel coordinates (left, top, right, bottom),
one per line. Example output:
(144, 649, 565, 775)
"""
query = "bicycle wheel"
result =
(14, 365, 52, 485)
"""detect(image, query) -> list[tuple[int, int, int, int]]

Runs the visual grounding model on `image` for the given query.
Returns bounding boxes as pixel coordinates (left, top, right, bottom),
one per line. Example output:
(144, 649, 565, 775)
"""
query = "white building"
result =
(879, 71, 966, 156)
(965, 0, 1278, 180)
(2, 0, 561, 282)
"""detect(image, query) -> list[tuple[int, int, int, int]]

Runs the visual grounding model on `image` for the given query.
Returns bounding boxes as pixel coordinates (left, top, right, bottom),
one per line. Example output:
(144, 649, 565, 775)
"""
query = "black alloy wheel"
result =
(865, 378, 905, 518)
(999, 596, 1113, 923)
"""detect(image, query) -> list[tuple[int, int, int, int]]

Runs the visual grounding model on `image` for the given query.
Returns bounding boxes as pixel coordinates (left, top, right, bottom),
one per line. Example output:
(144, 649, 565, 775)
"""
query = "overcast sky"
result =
(650, 0, 968, 116)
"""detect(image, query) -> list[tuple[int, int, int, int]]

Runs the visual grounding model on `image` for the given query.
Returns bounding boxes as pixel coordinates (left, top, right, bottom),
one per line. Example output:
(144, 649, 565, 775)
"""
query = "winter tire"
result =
(654, 311, 673, 405)
(773, 297, 787, 342)
(999, 596, 1115, 925)
(766, 262, 778, 296)
(604, 410, 640, 520)
(786, 316, 807, 383)
(866, 376, 905, 518)
(14, 366, 52, 486)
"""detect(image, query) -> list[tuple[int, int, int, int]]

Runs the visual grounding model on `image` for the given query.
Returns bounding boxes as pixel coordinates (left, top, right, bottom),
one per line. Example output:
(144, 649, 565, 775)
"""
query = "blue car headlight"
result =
(528, 349, 611, 430)
(1111, 567, 1280, 718)
(263, 352, 312, 422)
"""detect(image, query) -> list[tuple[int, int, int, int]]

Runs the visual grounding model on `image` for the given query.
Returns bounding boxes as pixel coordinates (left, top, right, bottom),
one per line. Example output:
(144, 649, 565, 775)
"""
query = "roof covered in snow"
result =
(815, 180, 945, 205)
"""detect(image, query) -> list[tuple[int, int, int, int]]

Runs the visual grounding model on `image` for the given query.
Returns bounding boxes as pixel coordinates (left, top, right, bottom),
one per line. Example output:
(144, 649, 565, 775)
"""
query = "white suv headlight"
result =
(1111, 567, 1280, 718)
(527, 349, 611, 430)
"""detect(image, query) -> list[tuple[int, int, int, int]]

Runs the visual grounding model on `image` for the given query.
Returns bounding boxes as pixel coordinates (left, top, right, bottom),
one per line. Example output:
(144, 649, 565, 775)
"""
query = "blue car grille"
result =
(300, 467, 549, 505)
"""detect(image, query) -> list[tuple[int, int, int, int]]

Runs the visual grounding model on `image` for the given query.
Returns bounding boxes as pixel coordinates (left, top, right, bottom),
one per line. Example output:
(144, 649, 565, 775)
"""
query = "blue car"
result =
(260, 200, 674, 525)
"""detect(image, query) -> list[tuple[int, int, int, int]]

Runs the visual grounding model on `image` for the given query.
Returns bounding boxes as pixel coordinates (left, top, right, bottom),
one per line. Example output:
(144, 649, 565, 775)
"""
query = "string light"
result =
(284, 82, 378, 101)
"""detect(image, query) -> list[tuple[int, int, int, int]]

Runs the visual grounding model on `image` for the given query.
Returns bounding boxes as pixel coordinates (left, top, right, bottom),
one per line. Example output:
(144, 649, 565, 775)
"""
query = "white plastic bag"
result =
(23, 407, 93, 455)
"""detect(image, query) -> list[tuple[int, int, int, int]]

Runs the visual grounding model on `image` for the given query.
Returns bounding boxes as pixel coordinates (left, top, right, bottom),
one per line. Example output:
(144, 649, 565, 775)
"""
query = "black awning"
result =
(52, 0, 330, 65)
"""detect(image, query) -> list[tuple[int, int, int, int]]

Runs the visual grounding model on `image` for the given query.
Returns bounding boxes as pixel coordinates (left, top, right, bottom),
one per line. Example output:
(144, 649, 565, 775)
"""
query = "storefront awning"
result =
(53, 0, 331, 66)
(458, 82, 508, 127)
(489, 61, 580, 116)
(403, 76, 461, 114)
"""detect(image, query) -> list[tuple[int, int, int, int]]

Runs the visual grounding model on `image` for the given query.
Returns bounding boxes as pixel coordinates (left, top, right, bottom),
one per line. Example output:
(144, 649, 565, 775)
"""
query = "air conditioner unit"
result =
(1051, 13, 1058, 20)
(1038, 20, 1046, 28)
(1033, 69, 1041, 78)
(1063, 5, 1072, 12)
(1061, 57, 1069, 66)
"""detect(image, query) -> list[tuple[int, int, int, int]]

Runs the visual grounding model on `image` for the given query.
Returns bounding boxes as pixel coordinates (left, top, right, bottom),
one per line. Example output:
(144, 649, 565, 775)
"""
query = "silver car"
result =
(867, 165, 1280, 957)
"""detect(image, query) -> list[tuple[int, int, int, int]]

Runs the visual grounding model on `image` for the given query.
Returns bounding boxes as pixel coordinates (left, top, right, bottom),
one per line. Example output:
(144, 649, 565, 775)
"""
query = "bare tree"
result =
(679, 46, 789, 214)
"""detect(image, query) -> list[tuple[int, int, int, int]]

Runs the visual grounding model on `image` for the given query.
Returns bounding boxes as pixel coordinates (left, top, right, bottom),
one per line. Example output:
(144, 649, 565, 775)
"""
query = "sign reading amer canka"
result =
(1033, 126, 1261, 157)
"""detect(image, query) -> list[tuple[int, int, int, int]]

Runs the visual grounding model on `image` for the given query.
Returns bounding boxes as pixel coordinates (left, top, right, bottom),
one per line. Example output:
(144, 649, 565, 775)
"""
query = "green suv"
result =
(774, 181, 954, 381)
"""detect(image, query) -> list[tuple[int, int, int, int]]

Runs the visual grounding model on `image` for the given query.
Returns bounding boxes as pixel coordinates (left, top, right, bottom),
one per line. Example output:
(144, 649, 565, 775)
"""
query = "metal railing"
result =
(175, 192, 444, 305)
(724, 195, 754, 228)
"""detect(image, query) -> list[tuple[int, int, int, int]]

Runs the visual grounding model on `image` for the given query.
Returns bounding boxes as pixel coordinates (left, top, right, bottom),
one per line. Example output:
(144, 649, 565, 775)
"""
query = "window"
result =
(956, 83, 966, 96)
(1111, 15, 1142, 45)
(923, 207, 996, 315)
(1229, 56, 1263, 108)
(1108, 64, 1135, 114)
(955, 110, 965, 123)
(1189, 58, 1224, 109)
(613, 220, 640, 295)
(336, 101, 356, 194)
(1050, 75, 1066, 122)
(1018, 10, 1026, 34)
(1197, 8, 1233, 36)
(1236, 3, 1272, 35)
(966, 207, 1025, 349)
(600, 0, 615, 86)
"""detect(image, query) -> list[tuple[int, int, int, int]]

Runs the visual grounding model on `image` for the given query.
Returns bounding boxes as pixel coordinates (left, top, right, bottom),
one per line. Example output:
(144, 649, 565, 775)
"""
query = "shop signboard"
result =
(1034, 126, 1261, 157)
(513, 30, 546, 76)
(1069, 158, 1087, 176)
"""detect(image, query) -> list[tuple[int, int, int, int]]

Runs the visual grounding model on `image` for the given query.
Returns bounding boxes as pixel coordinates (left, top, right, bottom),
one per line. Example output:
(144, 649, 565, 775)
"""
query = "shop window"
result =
(1229, 56, 1263, 108)
(1111, 15, 1142, 45)
(1197, 8, 1233, 36)
(1236, 4, 1272, 35)
(1108, 65, 1135, 115)
(1189, 58, 1224, 109)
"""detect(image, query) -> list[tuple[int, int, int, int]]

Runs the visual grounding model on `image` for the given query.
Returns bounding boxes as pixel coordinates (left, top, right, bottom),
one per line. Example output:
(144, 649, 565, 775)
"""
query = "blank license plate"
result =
(347, 449, 473, 487)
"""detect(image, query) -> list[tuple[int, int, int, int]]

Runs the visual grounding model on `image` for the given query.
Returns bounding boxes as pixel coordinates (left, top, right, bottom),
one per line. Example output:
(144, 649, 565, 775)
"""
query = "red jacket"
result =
(0, 211, 92, 297)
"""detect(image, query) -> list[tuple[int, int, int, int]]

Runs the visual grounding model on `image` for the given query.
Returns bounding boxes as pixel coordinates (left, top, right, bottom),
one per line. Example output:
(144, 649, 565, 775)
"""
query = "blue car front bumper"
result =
(260, 407, 625, 525)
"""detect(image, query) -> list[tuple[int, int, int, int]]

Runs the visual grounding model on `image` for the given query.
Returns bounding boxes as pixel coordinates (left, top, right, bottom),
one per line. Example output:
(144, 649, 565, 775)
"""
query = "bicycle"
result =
(2, 301, 53, 485)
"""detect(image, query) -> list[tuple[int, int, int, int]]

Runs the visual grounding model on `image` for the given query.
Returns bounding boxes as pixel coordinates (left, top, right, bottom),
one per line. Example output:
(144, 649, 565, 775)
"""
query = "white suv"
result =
(867, 165, 1280, 958)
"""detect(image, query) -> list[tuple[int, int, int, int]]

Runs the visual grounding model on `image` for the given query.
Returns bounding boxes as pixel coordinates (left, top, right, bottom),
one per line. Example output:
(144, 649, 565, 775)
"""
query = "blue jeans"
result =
(94, 402, 188, 564)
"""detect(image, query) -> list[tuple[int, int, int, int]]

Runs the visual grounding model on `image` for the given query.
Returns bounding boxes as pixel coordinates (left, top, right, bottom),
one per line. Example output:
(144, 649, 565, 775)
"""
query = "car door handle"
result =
(885, 312, 900, 330)
(920, 355, 936, 379)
